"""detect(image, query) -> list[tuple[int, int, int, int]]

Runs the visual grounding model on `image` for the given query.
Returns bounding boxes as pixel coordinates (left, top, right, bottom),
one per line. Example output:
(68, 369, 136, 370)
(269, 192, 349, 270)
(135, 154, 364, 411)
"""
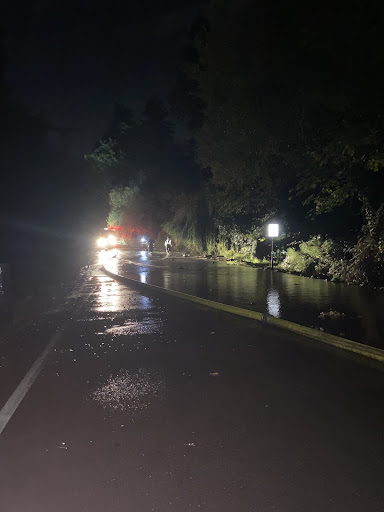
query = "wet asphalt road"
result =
(1, 262, 384, 511)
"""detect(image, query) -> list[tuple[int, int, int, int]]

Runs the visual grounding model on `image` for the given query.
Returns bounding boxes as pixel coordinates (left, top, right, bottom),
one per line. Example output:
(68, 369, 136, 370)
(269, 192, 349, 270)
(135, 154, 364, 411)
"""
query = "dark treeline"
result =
(87, 0, 384, 287)
(0, 27, 102, 298)
(85, 97, 200, 240)
(176, 0, 384, 288)
(0, 25, 103, 255)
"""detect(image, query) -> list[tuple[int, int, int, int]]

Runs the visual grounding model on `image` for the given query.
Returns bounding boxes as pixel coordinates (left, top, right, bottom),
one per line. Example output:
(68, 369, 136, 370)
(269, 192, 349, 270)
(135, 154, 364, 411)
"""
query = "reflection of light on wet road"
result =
(138, 295, 151, 309)
(103, 317, 162, 336)
(97, 250, 107, 265)
(92, 368, 164, 412)
(140, 250, 148, 261)
(140, 271, 147, 283)
(267, 289, 280, 317)
(96, 276, 121, 312)
(163, 271, 171, 288)
(101, 249, 119, 274)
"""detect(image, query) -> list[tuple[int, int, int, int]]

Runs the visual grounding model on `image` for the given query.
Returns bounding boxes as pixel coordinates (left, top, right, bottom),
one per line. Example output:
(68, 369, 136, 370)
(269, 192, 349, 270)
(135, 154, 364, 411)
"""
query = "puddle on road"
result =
(92, 368, 164, 412)
(100, 318, 163, 336)
(92, 276, 153, 313)
(76, 315, 114, 322)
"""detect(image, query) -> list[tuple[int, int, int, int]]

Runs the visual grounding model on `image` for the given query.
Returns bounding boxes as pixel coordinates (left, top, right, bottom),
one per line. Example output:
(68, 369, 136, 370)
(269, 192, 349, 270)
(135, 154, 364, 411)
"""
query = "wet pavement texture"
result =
(108, 249, 384, 347)
(1, 262, 384, 511)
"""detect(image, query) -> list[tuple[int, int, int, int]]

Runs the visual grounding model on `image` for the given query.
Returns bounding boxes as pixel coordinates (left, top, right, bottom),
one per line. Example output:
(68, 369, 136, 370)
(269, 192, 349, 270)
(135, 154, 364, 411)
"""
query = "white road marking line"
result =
(0, 271, 97, 437)
(0, 330, 62, 436)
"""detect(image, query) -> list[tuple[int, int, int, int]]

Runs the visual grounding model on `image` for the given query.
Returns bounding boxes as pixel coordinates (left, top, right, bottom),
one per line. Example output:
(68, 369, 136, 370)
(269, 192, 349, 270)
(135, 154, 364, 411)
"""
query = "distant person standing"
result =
(146, 237, 155, 254)
(164, 237, 172, 255)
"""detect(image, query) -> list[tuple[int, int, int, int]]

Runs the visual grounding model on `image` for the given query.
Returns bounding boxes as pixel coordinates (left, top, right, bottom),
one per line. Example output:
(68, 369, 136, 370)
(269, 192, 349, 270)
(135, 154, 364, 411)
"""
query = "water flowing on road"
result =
(104, 249, 384, 348)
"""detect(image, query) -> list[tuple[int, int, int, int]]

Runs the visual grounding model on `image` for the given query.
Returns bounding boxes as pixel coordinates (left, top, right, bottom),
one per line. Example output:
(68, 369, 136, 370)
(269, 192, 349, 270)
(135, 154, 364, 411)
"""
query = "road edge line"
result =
(102, 266, 384, 365)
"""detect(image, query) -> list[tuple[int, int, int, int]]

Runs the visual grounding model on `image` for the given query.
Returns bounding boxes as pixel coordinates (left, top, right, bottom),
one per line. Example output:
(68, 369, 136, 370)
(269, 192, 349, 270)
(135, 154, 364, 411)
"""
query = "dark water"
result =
(107, 251, 384, 348)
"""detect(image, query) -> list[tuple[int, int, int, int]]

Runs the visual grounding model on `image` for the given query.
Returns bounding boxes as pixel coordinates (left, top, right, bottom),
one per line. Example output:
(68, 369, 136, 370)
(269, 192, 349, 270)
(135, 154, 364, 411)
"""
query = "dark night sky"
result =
(4, 0, 198, 157)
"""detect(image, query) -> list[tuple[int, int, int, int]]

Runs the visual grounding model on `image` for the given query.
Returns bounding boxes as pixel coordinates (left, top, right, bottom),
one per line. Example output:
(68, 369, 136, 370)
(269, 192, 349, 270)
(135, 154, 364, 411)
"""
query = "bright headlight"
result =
(108, 234, 116, 245)
(97, 237, 107, 248)
(141, 237, 146, 243)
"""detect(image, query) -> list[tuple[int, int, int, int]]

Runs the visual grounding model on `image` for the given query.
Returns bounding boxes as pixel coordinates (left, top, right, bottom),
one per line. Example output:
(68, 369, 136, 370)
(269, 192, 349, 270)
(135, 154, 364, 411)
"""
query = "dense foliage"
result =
(85, 98, 200, 238)
(168, 0, 384, 285)
(85, 0, 384, 286)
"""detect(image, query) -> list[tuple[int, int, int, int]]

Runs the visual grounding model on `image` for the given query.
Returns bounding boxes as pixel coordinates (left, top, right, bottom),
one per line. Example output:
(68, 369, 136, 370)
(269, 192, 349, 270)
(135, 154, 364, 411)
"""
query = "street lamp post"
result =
(267, 223, 279, 269)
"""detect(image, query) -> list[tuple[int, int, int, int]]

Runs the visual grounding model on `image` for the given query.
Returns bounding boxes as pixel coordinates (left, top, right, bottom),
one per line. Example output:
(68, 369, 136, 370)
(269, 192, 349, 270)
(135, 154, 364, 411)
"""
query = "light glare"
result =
(268, 223, 279, 237)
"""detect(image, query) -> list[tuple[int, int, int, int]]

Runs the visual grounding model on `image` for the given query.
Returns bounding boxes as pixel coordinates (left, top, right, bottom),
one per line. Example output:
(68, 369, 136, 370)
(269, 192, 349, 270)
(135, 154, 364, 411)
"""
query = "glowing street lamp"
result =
(267, 223, 279, 269)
